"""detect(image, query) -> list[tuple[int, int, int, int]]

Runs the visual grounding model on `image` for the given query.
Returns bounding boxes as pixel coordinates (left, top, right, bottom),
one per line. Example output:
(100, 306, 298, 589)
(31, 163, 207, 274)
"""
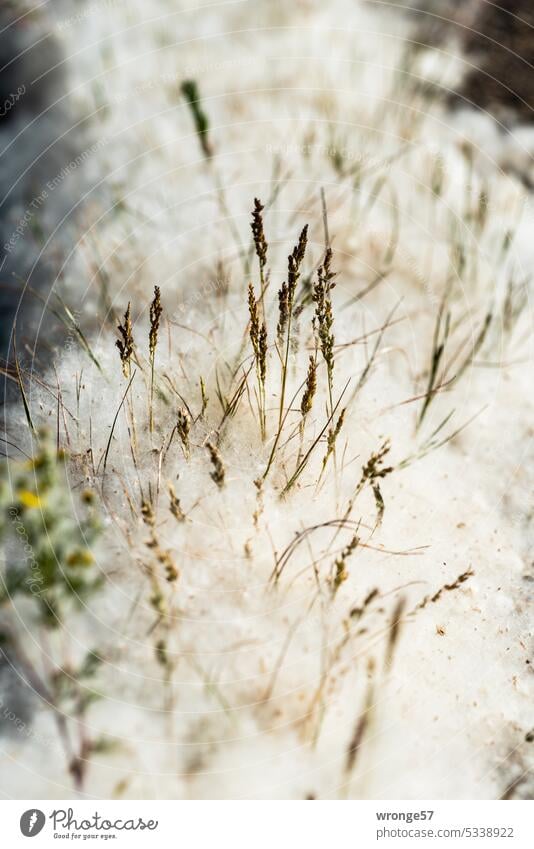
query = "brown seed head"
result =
(300, 355, 317, 417)
(176, 408, 190, 454)
(248, 283, 267, 384)
(116, 302, 134, 377)
(287, 224, 308, 303)
(313, 249, 336, 386)
(149, 286, 162, 360)
(168, 483, 185, 522)
(207, 441, 225, 488)
(141, 498, 155, 527)
(251, 198, 268, 269)
(248, 283, 260, 353)
(277, 282, 289, 347)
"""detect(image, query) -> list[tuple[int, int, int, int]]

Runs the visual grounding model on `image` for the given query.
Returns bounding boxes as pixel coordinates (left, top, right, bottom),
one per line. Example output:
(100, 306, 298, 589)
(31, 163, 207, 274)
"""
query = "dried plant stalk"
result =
(313, 248, 336, 410)
(297, 354, 317, 474)
(168, 483, 185, 522)
(416, 568, 474, 610)
(264, 225, 308, 479)
(149, 286, 162, 433)
(251, 197, 268, 304)
(300, 355, 317, 419)
(176, 408, 191, 457)
(141, 497, 155, 527)
(116, 303, 134, 378)
(355, 440, 393, 525)
(320, 407, 346, 480)
(331, 530, 359, 596)
(199, 376, 208, 418)
(207, 441, 225, 488)
(248, 283, 267, 439)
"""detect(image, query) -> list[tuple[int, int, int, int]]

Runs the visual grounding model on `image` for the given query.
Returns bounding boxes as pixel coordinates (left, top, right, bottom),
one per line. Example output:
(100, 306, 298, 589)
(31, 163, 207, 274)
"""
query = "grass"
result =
(1, 178, 512, 795)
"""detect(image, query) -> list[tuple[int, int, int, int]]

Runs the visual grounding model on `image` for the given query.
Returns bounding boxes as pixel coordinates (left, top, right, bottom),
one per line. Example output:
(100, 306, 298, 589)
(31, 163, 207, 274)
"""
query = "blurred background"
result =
(1, 0, 533, 369)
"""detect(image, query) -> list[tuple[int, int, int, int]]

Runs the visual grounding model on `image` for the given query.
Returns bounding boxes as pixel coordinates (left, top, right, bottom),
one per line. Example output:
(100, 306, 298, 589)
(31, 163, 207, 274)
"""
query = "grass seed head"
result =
(149, 286, 162, 360)
(358, 440, 392, 490)
(199, 376, 208, 417)
(320, 407, 346, 476)
(248, 284, 267, 385)
(357, 440, 393, 523)
(287, 224, 308, 303)
(248, 283, 260, 351)
(277, 225, 308, 347)
(331, 530, 361, 596)
(141, 498, 155, 527)
(313, 248, 336, 389)
(168, 483, 185, 522)
(176, 408, 191, 455)
(207, 441, 225, 488)
(300, 355, 317, 417)
(277, 282, 289, 347)
(157, 547, 179, 582)
(251, 197, 268, 270)
(116, 302, 134, 378)
(328, 407, 346, 451)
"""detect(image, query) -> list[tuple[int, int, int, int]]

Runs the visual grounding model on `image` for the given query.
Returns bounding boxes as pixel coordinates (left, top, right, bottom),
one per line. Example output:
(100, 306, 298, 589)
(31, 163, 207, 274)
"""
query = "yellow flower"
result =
(66, 548, 94, 567)
(17, 490, 43, 509)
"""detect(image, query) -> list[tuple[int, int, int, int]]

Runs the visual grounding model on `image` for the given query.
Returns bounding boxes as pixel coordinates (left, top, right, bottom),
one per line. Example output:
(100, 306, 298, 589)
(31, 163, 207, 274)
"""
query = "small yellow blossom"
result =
(17, 490, 43, 509)
(66, 549, 94, 567)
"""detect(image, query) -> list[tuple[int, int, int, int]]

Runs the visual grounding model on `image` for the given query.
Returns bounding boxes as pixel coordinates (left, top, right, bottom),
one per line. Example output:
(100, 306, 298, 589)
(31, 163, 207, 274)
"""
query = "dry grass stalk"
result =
(156, 547, 179, 583)
(276, 226, 308, 350)
(115, 303, 138, 454)
(300, 355, 317, 419)
(384, 596, 406, 670)
(144, 502, 179, 583)
(276, 226, 308, 348)
(199, 376, 208, 418)
(207, 441, 225, 487)
(149, 286, 162, 361)
(416, 568, 473, 610)
(116, 303, 134, 378)
(418, 293, 450, 429)
(356, 440, 393, 525)
(99, 370, 136, 475)
(320, 407, 346, 480)
(330, 531, 359, 596)
(281, 381, 350, 496)
(313, 248, 336, 406)
(176, 408, 191, 457)
(149, 286, 162, 433)
(277, 283, 289, 348)
(141, 497, 156, 527)
(264, 225, 308, 479)
(12, 331, 35, 434)
(251, 198, 268, 300)
(146, 561, 166, 617)
(450, 311, 492, 385)
(350, 588, 379, 621)
(248, 283, 268, 438)
(168, 483, 185, 522)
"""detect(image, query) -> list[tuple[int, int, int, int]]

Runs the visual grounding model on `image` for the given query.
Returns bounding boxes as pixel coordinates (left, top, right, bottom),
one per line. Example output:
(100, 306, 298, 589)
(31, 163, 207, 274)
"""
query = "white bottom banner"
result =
(1, 800, 533, 848)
